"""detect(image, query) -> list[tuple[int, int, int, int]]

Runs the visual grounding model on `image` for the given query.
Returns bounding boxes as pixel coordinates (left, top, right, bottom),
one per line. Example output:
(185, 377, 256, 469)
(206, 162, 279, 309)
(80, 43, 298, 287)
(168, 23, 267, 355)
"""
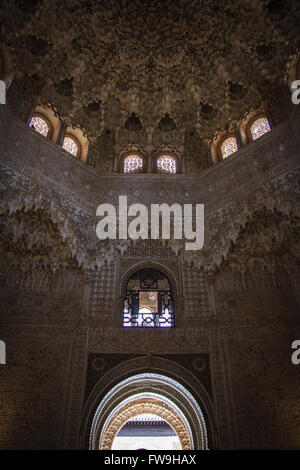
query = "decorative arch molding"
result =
(119, 259, 180, 297)
(100, 395, 192, 450)
(28, 104, 63, 143)
(89, 374, 207, 450)
(80, 357, 218, 450)
(238, 107, 271, 144)
(210, 126, 240, 164)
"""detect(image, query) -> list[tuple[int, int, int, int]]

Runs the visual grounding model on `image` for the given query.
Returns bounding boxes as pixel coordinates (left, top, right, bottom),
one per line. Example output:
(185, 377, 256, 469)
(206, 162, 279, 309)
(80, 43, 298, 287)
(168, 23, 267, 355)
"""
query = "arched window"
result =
(220, 136, 238, 159)
(123, 268, 174, 328)
(62, 135, 79, 157)
(29, 114, 50, 137)
(157, 155, 176, 174)
(249, 117, 271, 141)
(123, 154, 143, 173)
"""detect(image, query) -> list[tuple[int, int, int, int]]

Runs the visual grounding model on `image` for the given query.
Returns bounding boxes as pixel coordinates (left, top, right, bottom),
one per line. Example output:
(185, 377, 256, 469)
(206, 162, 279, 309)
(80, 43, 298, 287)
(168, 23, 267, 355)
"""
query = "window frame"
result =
(218, 133, 239, 160)
(122, 268, 175, 328)
(62, 133, 81, 158)
(28, 112, 53, 139)
(154, 152, 179, 174)
(120, 151, 146, 174)
(247, 115, 272, 142)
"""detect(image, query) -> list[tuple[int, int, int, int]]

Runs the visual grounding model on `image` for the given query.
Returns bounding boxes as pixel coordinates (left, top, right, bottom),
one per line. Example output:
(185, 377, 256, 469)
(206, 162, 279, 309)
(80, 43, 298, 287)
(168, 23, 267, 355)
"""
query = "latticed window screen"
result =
(220, 136, 238, 159)
(123, 268, 174, 328)
(29, 115, 50, 137)
(124, 154, 143, 173)
(63, 136, 79, 156)
(250, 117, 271, 140)
(157, 155, 176, 174)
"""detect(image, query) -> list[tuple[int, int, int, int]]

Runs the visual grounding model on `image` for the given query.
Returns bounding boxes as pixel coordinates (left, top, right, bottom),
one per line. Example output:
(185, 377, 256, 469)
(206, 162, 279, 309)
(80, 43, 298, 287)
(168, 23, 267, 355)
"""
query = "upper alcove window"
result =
(124, 154, 143, 173)
(63, 135, 79, 157)
(123, 268, 174, 328)
(28, 108, 88, 161)
(250, 117, 271, 141)
(157, 155, 176, 174)
(29, 115, 50, 137)
(220, 136, 238, 159)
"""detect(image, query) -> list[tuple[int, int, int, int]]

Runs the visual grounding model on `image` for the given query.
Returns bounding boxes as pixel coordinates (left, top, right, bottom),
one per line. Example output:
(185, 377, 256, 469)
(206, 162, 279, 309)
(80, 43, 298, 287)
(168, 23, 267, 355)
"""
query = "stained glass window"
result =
(250, 117, 271, 140)
(221, 136, 238, 159)
(63, 136, 79, 157)
(29, 115, 49, 137)
(124, 154, 143, 173)
(157, 155, 176, 174)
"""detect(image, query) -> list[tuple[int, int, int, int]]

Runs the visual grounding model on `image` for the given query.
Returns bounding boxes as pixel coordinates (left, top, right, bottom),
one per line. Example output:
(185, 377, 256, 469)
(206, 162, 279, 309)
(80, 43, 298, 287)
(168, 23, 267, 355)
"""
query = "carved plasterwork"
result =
(87, 372, 211, 450)
(2, 0, 299, 168)
(100, 398, 191, 450)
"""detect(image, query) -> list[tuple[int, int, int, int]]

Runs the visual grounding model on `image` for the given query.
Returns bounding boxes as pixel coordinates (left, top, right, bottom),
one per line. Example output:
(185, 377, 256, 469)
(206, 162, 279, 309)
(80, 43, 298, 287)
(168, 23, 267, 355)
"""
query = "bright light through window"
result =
(63, 136, 79, 156)
(157, 155, 176, 174)
(250, 117, 271, 140)
(112, 414, 182, 450)
(124, 154, 143, 173)
(29, 115, 49, 137)
(123, 269, 174, 328)
(221, 136, 238, 159)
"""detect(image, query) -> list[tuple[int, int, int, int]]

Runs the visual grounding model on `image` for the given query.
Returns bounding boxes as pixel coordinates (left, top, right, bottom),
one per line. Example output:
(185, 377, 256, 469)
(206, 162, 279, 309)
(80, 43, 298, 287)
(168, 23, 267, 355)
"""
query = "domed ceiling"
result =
(1, 0, 299, 141)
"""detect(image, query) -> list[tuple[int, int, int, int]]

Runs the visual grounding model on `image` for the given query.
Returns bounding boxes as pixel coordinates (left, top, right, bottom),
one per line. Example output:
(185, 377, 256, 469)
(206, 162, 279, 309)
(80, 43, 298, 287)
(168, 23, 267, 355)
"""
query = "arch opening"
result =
(88, 373, 210, 450)
(111, 413, 182, 451)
